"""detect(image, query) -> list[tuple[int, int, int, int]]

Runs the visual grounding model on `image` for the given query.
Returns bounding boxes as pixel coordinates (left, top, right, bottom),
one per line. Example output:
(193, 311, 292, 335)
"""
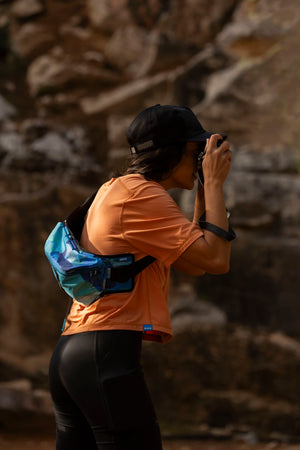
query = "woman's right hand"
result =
(202, 134, 232, 186)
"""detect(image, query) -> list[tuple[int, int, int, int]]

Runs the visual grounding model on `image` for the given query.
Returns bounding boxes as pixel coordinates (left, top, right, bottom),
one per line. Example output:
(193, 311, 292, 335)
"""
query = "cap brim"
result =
(187, 131, 226, 142)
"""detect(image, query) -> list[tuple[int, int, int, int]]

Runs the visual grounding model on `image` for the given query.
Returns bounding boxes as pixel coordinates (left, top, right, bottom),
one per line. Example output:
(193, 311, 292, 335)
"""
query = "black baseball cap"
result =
(126, 104, 216, 154)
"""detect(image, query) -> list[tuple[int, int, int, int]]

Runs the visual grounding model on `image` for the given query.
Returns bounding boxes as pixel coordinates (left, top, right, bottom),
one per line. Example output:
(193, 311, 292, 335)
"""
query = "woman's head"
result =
(124, 104, 215, 183)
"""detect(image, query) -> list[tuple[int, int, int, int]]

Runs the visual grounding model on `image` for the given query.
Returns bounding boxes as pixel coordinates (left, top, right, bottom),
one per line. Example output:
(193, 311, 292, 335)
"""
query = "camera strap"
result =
(198, 212, 236, 242)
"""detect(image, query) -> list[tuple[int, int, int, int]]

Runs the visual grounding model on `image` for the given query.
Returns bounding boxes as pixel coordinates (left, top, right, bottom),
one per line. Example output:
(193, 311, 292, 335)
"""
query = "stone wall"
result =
(0, 0, 300, 439)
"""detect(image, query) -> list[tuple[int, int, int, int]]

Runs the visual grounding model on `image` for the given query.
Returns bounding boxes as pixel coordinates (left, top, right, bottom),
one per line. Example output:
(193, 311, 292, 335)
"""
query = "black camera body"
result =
(197, 135, 227, 185)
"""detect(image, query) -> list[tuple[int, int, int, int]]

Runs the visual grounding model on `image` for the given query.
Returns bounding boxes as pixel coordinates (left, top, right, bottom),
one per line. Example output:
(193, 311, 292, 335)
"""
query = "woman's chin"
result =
(186, 180, 196, 190)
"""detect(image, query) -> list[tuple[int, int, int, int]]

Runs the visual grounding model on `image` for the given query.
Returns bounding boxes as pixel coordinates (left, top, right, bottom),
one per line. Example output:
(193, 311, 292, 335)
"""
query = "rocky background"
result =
(0, 0, 300, 444)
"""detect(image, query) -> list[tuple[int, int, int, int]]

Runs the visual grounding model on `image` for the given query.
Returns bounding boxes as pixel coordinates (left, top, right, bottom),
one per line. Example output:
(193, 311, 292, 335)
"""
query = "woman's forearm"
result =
(204, 180, 228, 231)
(193, 182, 205, 224)
(201, 180, 231, 269)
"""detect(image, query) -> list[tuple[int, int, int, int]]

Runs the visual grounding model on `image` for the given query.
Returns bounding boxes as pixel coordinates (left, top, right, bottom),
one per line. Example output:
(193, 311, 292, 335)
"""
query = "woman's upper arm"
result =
(172, 235, 230, 275)
(172, 251, 206, 276)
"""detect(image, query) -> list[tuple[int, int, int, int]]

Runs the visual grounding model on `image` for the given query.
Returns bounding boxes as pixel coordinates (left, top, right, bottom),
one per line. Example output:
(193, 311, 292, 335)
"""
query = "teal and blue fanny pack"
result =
(44, 192, 155, 307)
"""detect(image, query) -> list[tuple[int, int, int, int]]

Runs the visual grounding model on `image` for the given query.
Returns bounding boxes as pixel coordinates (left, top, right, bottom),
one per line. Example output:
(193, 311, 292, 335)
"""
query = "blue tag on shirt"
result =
(143, 324, 153, 331)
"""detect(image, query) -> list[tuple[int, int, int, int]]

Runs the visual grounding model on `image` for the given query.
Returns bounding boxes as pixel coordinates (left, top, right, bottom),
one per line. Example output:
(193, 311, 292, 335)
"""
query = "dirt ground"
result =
(163, 442, 300, 450)
(0, 435, 299, 450)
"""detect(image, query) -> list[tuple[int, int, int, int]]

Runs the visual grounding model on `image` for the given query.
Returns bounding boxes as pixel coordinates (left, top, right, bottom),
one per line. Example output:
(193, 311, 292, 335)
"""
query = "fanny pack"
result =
(44, 191, 155, 307)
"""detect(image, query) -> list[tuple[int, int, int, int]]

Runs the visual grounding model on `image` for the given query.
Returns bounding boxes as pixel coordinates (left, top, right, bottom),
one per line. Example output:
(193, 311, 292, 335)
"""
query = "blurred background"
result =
(0, 0, 300, 447)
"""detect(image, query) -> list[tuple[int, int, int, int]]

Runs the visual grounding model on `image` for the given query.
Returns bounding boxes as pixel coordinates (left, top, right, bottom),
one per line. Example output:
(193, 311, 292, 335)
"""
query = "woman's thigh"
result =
(49, 331, 162, 450)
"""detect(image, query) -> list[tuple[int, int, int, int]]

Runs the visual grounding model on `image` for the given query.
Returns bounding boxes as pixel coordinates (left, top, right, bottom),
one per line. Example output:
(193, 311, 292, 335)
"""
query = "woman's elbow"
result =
(216, 262, 230, 274)
(208, 257, 230, 274)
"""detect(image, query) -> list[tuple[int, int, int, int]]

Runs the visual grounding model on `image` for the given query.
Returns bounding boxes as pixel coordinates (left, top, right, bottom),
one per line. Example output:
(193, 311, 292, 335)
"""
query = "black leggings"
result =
(49, 330, 162, 450)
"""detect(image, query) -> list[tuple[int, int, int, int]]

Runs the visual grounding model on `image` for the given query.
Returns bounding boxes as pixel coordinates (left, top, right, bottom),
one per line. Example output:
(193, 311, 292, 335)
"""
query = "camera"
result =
(197, 135, 227, 185)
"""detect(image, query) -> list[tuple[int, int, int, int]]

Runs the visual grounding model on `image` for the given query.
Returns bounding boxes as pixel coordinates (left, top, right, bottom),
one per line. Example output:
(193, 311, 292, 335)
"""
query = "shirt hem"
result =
(61, 323, 173, 344)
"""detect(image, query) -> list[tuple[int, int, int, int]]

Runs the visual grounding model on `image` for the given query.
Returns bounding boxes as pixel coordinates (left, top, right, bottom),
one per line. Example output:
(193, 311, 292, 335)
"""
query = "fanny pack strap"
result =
(66, 191, 156, 282)
(66, 191, 97, 241)
(110, 254, 156, 282)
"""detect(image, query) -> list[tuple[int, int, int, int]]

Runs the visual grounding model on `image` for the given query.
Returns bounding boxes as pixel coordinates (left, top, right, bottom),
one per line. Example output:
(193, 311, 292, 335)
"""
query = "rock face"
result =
(0, 0, 300, 440)
(143, 326, 300, 440)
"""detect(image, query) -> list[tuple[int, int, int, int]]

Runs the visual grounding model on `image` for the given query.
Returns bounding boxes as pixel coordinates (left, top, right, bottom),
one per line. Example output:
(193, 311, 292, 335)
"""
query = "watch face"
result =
(226, 209, 231, 219)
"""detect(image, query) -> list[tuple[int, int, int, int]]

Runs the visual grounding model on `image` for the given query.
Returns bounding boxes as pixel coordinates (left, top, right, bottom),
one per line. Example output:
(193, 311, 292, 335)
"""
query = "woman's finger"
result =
(218, 139, 230, 152)
(205, 134, 223, 153)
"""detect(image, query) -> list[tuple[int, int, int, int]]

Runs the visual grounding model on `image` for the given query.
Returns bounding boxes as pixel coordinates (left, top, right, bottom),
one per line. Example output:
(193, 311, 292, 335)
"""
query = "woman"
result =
(48, 104, 234, 450)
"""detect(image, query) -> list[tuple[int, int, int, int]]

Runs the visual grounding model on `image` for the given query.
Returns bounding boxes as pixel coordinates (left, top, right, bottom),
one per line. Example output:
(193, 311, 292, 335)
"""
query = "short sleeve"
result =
(122, 183, 203, 266)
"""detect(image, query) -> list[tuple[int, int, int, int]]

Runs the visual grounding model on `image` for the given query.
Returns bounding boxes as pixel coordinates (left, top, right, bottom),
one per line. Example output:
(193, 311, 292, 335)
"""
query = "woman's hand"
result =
(202, 134, 232, 186)
(179, 134, 233, 276)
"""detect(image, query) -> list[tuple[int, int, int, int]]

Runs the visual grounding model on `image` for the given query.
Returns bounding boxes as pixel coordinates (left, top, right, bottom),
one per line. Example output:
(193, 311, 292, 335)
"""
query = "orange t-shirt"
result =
(62, 174, 203, 343)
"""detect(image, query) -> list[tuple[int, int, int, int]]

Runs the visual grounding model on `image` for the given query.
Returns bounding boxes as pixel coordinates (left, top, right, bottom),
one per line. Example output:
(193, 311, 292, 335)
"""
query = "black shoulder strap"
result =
(66, 191, 156, 281)
(66, 191, 97, 241)
(110, 255, 156, 282)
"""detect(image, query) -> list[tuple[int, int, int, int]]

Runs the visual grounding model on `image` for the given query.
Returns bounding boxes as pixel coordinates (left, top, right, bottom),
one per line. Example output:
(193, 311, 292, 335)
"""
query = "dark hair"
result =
(124, 142, 186, 182)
